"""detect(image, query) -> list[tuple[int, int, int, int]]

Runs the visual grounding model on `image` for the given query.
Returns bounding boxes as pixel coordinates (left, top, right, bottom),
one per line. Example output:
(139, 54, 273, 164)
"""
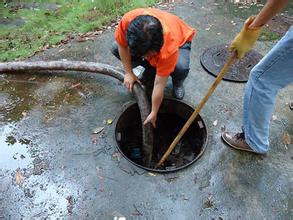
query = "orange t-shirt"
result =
(115, 8, 196, 76)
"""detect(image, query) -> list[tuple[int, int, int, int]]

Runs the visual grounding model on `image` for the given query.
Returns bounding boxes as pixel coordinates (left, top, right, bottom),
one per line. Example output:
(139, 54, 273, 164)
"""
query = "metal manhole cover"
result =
(200, 44, 263, 82)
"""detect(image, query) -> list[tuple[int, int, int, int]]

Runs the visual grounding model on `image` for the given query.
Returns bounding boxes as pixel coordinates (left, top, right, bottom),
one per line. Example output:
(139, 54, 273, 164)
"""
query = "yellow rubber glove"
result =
(230, 16, 262, 59)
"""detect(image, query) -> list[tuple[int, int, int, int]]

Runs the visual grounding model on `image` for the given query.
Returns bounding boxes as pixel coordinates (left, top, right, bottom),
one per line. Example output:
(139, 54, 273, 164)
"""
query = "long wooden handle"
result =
(157, 53, 237, 167)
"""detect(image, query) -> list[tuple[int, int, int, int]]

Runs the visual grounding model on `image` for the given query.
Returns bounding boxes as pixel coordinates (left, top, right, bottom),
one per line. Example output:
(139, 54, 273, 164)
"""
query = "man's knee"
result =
(172, 64, 190, 80)
(111, 42, 120, 59)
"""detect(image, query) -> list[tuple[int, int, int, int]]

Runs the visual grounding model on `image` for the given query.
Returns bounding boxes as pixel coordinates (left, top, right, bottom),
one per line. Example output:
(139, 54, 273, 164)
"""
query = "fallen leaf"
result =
(221, 125, 226, 132)
(90, 134, 98, 144)
(283, 132, 291, 146)
(77, 37, 87, 42)
(78, 91, 86, 98)
(213, 120, 218, 126)
(148, 172, 157, 177)
(63, 93, 71, 103)
(203, 194, 214, 209)
(15, 170, 24, 186)
(58, 48, 65, 53)
(92, 127, 104, 134)
(70, 82, 81, 89)
(112, 152, 121, 161)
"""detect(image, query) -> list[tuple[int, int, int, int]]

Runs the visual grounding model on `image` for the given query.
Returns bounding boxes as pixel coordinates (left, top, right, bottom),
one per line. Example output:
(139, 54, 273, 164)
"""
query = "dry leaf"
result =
(213, 120, 218, 126)
(58, 48, 65, 53)
(92, 127, 104, 134)
(78, 91, 86, 98)
(221, 125, 226, 132)
(91, 134, 98, 144)
(148, 172, 157, 177)
(15, 170, 24, 186)
(22, 111, 27, 117)
(112, 152, 121, 161)
(70, 82, 81, 89)
(77, 37, 87, 42)
(63, 93, 71, 103)
(283, 132, 291, 146)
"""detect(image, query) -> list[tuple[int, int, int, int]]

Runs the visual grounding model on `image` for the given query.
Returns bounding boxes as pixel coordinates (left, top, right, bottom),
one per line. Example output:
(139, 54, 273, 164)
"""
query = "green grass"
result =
(259, 30, 281, 41)
(0, 0, 157, 61)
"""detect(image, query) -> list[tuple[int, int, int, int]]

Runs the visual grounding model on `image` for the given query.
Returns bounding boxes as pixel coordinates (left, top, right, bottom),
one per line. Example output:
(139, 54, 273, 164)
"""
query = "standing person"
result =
(222, 0, 292, 154)
(111, 8, 196, 128)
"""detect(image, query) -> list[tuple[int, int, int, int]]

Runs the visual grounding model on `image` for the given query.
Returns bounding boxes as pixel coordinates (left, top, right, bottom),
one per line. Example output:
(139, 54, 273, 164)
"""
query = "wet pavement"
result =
(0, 0, 292, 219)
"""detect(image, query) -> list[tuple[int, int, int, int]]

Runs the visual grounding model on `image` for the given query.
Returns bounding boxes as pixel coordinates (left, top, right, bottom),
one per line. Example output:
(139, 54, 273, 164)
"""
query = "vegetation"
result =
(0, 0, 157, 61)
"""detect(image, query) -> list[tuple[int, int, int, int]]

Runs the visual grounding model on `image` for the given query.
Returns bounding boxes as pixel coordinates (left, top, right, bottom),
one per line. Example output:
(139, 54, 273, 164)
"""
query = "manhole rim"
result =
(114, 97, 209, 173)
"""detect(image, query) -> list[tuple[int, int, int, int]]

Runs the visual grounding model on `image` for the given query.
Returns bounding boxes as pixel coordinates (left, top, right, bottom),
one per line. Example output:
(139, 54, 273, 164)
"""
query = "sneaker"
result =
(221, 131, 256, 153)
(172, 80, 185, 100)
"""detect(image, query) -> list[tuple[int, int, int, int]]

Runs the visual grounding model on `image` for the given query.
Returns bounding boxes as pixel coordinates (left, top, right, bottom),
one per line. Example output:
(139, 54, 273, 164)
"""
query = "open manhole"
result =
(115, 98, 208, 173)
(200, 44, 263, 82)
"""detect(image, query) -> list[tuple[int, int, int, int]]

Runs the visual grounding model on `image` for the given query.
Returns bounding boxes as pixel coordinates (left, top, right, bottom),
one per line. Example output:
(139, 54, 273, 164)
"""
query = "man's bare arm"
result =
(249, 0, 289, 28)
(143, 75, 168, 127)
(151, 75, 168, 114)
(117, 43, 140, 91)
(117, 43, 133, 75)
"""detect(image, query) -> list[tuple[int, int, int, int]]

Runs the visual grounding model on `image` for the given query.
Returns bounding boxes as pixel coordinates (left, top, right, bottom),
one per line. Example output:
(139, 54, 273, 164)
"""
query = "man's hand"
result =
(143, 111, 157, 128)
(123, 73, 141, 92)
(143, 75, 168, 128)
(230, 16, 262, 59)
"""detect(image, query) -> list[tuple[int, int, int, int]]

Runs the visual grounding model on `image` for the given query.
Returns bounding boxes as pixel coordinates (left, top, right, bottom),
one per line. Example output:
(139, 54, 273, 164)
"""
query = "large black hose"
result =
(0, 61, 154, 166)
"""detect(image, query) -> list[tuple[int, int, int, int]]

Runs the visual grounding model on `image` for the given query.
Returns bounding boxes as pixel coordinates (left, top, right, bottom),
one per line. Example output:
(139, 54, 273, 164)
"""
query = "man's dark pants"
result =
(111, 42, 192, 85)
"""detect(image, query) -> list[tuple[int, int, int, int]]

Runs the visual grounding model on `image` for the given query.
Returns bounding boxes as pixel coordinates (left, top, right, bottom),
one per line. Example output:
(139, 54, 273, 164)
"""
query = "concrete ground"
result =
(0, 0, 292, 219)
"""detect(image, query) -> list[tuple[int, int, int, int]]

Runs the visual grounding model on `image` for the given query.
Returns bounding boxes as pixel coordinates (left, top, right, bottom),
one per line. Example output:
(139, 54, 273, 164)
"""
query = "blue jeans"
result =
(243, 26, 293, 153)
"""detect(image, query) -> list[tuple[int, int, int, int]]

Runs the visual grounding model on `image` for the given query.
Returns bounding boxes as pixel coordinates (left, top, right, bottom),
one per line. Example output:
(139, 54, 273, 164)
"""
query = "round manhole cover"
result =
(115, 98, 208, 173)
(200, 44, 263, 82)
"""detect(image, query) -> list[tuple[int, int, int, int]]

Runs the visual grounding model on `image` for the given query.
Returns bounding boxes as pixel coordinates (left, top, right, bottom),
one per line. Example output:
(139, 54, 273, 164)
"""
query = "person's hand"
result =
(143, 111, 157, 128)
(123, 72, 141, 92)
(230, 16, 262, 59)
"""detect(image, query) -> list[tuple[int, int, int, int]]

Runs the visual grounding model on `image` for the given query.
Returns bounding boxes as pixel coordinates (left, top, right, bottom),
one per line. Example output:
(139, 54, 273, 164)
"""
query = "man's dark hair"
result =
(126, 15, 164, 57)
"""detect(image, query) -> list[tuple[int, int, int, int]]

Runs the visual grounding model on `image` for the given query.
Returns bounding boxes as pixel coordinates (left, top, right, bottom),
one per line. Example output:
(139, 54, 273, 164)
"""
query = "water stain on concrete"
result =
(0, 124, 33, 170)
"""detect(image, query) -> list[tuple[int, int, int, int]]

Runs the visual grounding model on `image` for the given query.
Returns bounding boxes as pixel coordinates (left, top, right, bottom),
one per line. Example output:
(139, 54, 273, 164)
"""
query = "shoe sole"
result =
(221, 134, 256, 153)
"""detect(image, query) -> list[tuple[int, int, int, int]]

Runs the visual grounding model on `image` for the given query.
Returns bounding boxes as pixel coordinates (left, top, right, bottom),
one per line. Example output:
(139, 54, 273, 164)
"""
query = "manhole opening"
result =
(115, 98, 208, 172)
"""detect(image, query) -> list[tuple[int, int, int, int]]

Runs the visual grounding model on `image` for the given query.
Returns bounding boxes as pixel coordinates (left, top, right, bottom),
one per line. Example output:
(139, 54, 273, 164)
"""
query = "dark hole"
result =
(115, 99, 207, 172)
(247, 64, 252, 68)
